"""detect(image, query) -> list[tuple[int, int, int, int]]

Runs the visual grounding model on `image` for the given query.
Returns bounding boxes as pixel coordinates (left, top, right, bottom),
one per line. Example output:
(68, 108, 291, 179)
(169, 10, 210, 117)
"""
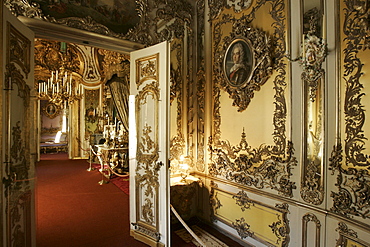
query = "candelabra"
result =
(37, 69, 83, 107)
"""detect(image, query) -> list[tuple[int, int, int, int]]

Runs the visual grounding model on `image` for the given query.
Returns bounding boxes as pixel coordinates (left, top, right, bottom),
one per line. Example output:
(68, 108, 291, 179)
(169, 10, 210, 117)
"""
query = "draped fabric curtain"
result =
(107, 74, 129, 133)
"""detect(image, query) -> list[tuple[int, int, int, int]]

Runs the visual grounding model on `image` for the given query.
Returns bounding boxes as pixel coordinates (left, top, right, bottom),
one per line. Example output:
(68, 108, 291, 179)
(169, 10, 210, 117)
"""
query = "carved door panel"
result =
(129, 41, 170, 246)
(1, 6, 36, 247)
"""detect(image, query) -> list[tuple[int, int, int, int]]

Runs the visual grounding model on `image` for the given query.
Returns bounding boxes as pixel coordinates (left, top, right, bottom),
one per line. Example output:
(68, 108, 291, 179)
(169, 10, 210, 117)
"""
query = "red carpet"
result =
(90, 163, 130, 195)
(36, 153, 195, 247)
(36, 153, 147, 247)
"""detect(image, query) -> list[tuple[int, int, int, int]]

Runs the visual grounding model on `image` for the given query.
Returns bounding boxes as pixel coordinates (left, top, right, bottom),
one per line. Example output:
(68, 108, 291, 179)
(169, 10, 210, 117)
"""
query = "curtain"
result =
(106, 74, 129, 133)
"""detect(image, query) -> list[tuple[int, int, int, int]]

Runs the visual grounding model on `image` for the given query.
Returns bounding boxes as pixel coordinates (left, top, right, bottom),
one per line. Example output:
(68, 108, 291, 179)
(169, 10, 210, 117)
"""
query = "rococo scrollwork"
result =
(210, 0, 295, 197)
(217, 26, 273, 112)
(336, 222, 369, 247)
(209, 130, 297, 197)
(269, 204, 290, 247)
(329, 1, 370, 220)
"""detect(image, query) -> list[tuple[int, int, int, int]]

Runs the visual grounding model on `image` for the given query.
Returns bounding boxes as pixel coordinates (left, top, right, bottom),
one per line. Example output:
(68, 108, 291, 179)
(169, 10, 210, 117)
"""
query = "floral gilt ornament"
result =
(300, 31, 327, 102)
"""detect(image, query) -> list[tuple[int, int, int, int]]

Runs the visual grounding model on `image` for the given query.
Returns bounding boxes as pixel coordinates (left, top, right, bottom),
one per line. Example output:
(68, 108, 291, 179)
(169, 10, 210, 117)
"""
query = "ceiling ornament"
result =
(55, 16, 125, 38)
(329, 1, 370, 220)
(75, 45, 101, 85)
(126, 0, 193, 46)
(208, 0, 253, 21)
(4, 0, 50, 20)
(5, 0, 127, 39)
(97, 49, 130, 84)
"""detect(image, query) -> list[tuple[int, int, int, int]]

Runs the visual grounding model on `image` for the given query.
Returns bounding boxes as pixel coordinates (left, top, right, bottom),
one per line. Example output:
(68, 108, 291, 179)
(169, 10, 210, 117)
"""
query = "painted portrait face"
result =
(232, 43, 245, 65)
(232, 46, 241, 64)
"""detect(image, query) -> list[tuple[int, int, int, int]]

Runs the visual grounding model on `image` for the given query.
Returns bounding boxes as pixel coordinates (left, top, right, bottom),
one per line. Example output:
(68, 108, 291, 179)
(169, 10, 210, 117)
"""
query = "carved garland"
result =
(209, 0, 296, 197)
(329, 1, 370, 219)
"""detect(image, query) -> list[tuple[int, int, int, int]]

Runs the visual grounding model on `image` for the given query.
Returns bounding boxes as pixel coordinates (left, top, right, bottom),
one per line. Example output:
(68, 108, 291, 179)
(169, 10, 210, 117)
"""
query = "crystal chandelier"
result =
(37, 69, 82, 107)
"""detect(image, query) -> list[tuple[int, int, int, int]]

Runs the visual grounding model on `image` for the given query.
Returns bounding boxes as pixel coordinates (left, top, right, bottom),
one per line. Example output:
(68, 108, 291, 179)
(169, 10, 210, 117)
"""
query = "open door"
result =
(129, 41, 170, 246)
(1, 4, 36, 247)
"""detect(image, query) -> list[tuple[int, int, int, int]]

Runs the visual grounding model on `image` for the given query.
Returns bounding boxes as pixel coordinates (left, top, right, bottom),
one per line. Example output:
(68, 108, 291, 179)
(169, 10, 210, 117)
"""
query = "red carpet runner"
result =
(36, 153, 147, 247)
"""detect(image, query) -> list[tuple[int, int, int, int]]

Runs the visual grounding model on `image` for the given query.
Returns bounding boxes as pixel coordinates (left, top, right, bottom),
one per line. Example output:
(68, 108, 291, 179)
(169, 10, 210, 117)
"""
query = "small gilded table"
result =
(94, 144, 129, 185)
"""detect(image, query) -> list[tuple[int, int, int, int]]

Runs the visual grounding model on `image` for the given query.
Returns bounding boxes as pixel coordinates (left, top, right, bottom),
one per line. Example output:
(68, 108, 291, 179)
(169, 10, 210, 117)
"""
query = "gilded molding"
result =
(328, 1, 370, 220)
(97, 48, 130, 84)
(55, 16, 125, 39)
(126, 0, 193, 46)
(336, 222, 369, 247)
(136, 54, 158, 88)
(269, 203, 290, 247)
(8, 190, 32, 247)
(4, 0, 50, 20)
(196, 61, 206, 172)
(209, 130, 297, 197)
(209, 181, 222, 220)
(233, 190, 253, 211)
(300, 12, 327, 102)
(215, 23, 273, 112)
(208, 0, 253, 20)
(302, 213, 321, 247)
(232, 217, 254, 239)
(300, 158, 325, 205)
(169, 42, 186, 165)
(7, 22, 31, 77)
(11, 122, 26, 163)
(5, 63, 30, 108)
(134, 54, 162, 235)
(195, 0, 206, 173)
(210, 0, 295, 197)
(134, 224, 161, 242)
(4, 0, 127, 39)
(210, 183, 290, 246)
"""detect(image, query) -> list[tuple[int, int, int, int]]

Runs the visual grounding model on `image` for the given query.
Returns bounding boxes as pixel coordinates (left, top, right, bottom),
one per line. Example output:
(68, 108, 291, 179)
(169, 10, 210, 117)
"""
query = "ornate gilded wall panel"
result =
(300, 8, 327, 206)
(210, 182, 290, 246)
(169, 37, 186, 168)
(84, 89, 100, 135)
(329, 0, 370, 220)
(335, 222, 370, 247)
(133, 54, 161, 240)
(209, 0, 297, 198)
(4, 39, 33, 246)
(302, 213, 321, 247)
(7, 22, 31, 77)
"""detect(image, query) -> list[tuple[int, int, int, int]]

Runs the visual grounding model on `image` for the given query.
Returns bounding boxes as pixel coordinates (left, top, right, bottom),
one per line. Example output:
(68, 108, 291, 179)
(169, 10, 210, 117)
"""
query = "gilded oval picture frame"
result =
(44, 102, 59, 119)
(223, 37, 254, 88)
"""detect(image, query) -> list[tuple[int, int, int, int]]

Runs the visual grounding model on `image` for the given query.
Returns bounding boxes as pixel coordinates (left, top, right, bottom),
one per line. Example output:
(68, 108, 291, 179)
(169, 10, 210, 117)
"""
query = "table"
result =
(94, 144, 129, 185)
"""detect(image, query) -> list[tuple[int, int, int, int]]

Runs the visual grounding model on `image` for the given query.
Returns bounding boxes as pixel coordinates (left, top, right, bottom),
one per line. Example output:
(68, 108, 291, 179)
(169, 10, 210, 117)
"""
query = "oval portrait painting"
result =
(223, 38, 254, 87)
